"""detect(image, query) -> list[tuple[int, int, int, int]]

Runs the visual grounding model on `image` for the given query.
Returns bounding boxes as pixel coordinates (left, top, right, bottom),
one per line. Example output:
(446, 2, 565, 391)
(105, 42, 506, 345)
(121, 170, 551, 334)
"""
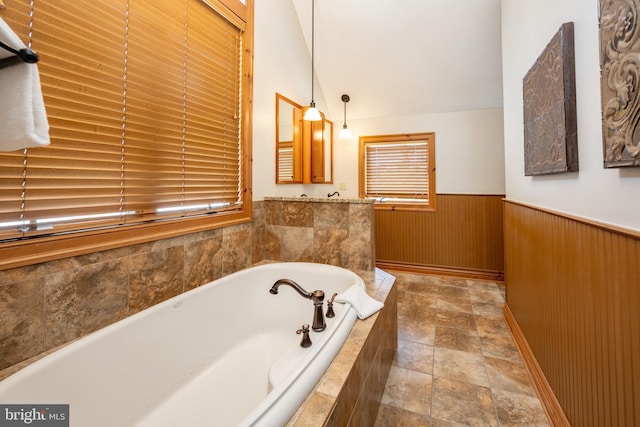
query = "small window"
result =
(359, 132, 436, 211)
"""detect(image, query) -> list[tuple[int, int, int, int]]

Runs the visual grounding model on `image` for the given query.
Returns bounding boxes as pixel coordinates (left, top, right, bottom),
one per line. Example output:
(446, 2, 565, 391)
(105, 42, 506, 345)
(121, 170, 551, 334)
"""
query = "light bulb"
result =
(338, 125, 353, 139)
(303, 106, 322, 121)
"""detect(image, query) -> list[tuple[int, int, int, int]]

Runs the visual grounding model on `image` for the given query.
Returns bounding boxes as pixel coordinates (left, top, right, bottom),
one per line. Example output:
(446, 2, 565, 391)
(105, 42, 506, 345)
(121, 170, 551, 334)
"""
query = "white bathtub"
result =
(0, 262, 365, 426)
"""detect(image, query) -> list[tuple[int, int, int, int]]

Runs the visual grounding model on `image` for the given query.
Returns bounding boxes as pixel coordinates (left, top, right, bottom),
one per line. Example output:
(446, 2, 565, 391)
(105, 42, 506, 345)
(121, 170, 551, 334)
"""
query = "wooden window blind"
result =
(0, 0, 250, 246)
(359, 133, 436, 210)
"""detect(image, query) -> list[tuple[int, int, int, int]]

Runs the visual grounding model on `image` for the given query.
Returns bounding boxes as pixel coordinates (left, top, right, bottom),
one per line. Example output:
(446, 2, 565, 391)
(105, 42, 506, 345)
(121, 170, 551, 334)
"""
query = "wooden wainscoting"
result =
(504, 199, 640, 427)
(375, 194, 504, 280)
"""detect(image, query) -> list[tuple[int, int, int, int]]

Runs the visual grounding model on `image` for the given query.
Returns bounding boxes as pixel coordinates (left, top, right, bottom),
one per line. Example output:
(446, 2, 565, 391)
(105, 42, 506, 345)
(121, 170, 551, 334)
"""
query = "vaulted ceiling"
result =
(291, 0, 504, 122)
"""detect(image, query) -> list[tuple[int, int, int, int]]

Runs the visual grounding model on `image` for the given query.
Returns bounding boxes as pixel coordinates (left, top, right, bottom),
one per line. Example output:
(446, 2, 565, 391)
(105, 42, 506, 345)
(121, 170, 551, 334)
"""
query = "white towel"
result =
(0, 17, 49, 151)
(334, 285, 384, 320)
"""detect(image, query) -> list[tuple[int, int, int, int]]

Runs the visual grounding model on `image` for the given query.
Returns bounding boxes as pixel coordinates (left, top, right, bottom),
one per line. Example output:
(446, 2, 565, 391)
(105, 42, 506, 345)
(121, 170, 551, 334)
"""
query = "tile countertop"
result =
(264, 196, 374, 204)
(285, 267, 397, 425)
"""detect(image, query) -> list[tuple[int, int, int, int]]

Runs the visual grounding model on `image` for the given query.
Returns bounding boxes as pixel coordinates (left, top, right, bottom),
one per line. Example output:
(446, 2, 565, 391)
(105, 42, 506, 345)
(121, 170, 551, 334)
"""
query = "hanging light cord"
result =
(343, 99, 347, 127)
(341, 94, 350, 127)
(310, 0, 315, 106)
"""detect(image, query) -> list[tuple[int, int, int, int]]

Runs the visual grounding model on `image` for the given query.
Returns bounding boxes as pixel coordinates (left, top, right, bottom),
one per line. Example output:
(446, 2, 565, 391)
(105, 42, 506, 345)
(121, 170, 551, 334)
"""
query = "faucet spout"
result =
(270, 279, 326, 331)
(270, 278, 312, 299)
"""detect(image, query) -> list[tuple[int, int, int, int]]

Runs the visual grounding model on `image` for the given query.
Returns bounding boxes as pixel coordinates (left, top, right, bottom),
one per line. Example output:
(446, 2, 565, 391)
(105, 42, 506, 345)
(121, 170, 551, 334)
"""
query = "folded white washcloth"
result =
(334, 285, 384, 320)
(0, 17, 50, 151)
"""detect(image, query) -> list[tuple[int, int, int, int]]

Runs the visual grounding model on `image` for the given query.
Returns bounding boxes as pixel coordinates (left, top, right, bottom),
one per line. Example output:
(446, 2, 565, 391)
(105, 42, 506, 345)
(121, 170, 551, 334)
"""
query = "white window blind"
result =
(278, 145, 294, 182)
(365, 141, 429, 198)
(360, 132, 436, 209)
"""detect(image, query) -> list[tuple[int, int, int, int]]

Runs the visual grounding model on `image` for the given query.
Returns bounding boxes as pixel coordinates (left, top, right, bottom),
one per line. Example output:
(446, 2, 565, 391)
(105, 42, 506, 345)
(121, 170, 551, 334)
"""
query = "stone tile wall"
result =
(0, 198, 374, 373)
(264, 197, 375, 272)
(0, 221, 259, 372)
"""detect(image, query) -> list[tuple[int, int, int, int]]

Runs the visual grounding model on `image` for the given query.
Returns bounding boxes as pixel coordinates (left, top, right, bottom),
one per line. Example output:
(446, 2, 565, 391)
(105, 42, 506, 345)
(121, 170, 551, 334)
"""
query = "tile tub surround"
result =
(287, 267, 397, 426)
(0, 198, 376, 377)
(263, 197, 375, 272)
(1, 263, 398, 427)
(0, 221, 259, 374)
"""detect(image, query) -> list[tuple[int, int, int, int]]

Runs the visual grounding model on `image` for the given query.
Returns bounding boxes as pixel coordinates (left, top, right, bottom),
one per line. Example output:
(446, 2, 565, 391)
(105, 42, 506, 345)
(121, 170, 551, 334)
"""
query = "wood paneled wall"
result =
(375, 194, 504, 279)
(504, 200, 640, 427)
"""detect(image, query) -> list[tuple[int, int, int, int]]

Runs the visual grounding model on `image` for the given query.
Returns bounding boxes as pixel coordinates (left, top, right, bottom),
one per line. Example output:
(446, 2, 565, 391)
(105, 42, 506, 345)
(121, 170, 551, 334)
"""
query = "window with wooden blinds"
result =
(359, 133, 436, 211)
(0, 0, 252, 268)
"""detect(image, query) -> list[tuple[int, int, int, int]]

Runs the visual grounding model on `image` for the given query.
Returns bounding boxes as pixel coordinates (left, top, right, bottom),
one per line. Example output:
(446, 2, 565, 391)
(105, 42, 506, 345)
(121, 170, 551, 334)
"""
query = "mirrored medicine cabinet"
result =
(276, 93, 333, 184)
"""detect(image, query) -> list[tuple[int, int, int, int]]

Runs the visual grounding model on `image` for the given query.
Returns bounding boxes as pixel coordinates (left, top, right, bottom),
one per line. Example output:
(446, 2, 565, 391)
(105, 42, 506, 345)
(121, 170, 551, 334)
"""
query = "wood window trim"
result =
(358, 132, 436, 212)
(0, 209, 252, 271)
(0, 0, 254, 271)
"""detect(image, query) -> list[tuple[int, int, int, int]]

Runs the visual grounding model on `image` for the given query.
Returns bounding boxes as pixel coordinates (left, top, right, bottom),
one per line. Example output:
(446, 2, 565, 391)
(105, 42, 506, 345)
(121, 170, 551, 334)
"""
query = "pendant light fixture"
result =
(338, 94, 353, 139)
(303, 0, 322, 121)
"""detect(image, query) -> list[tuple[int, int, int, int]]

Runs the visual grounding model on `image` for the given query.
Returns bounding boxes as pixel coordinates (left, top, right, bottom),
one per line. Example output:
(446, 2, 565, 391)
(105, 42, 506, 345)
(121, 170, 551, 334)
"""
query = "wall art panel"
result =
(523, 22, 578, 176)
(599, 0, 640, 167)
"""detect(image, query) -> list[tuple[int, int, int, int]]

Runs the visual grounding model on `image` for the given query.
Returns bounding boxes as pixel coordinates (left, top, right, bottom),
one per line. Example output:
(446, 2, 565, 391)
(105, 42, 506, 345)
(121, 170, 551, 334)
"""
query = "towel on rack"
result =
(334, 285, 384, 320)
(0, 17, 49, 151)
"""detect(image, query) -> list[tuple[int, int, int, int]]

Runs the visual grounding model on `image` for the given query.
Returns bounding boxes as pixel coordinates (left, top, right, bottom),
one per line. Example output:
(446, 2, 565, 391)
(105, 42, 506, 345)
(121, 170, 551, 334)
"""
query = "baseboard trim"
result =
(375, 260, 504, 282)
(504, 304, 571, 426)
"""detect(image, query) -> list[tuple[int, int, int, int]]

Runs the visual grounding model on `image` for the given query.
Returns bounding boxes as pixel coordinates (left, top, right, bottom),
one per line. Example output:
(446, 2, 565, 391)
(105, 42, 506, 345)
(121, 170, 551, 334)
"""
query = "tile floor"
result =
(374, 271, 550, 426)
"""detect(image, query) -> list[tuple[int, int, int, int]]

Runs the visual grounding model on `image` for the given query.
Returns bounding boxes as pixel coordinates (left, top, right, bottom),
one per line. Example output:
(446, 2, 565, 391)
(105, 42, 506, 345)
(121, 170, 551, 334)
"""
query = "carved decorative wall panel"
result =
(523, 22, 578, 176)
(599, 0, 640, 167)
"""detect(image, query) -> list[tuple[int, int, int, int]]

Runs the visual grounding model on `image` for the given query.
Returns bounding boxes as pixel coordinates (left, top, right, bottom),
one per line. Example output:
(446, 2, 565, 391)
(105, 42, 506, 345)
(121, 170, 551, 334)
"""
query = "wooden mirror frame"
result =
(276, 93, 303, 183)
(275, 93, 333, 184)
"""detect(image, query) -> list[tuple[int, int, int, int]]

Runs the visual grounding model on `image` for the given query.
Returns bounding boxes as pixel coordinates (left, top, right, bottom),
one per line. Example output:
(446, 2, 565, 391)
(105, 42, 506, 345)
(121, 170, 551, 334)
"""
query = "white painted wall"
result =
(502, 0, 640, 231)
(337, 109, 506, 197)
(252, 0, 330, 200)
(253, 1, 506, 200)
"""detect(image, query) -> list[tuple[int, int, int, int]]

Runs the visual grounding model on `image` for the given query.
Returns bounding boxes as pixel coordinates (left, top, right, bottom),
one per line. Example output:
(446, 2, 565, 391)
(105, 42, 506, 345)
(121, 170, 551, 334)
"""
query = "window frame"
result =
(0, 0, 254, 271)
(358, 132, 436, 212)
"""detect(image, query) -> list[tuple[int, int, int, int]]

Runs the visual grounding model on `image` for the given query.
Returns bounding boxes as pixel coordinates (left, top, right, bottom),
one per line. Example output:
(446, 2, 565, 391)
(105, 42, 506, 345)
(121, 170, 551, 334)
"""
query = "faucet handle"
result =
(328, 292, 337, 304)
(296, 324, 312, 348)
(326, 292, 337, 318)
(311, 289, 325, 304)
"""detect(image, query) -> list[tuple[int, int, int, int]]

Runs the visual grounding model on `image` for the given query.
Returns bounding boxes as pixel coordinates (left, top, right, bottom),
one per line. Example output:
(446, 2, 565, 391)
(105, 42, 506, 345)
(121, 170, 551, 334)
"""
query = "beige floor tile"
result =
(431, 376, 499, 427)
(434, 347, 490, 387)
(395, 339, 435, 374)
(374, 272, 548, 426)
(471, 300, 504, 317)
(474, 314, 511, 337)
(436, 309, 476, 330)
(430, 419, 468, 427)
(437, 285, 471, 300)
(485, 356, 537, 397)
(492, 389, 550, 426)
(423, 275, 467, 288)
(398, 282, 439, 299)
(435, 325, 482, 353)
(437, 295, 474, 313)
(381, 365, 432, 416)
(400, 282, 441, 297)
(480, 333, 521, 361)
(467, 281, 505, 303)
(398, 314, 436, 346)
(374, 404, 432, 426)
(398, 302, 438, 322)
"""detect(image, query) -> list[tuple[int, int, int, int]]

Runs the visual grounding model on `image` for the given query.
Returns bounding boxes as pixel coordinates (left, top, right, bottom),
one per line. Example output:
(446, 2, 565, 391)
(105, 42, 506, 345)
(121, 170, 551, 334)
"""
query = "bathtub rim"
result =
(239, 303, 358, 426)
(239, 262, 366, 426)
(284, 266, 397, 425)
(0, 262, 363, 383)
(0, 261, 368, 427)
